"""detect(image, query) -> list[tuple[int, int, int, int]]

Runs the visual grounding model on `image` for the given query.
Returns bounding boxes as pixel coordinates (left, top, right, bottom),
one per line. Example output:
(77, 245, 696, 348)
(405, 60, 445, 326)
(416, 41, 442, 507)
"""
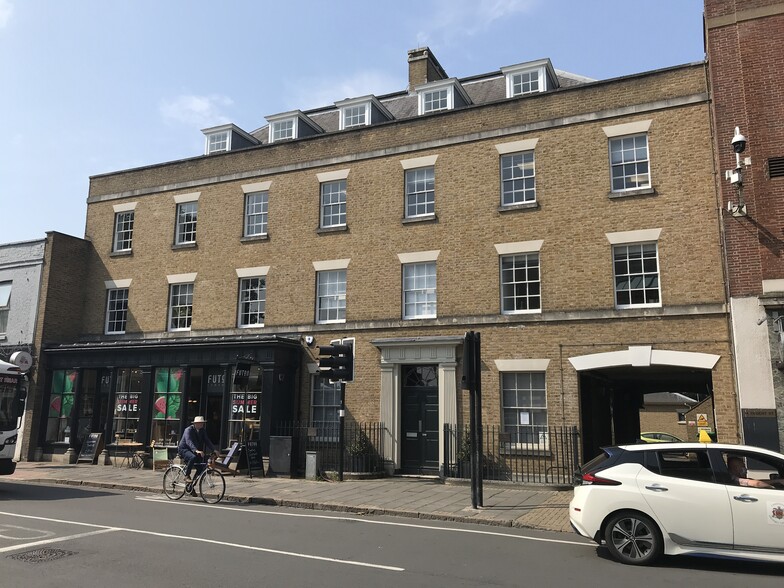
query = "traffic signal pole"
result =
(338, 380, 346, 481)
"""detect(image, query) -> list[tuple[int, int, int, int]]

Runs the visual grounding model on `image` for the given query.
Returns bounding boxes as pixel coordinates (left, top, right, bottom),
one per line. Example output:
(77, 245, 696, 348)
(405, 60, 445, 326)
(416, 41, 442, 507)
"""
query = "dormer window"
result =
(343, 105, 367, 129)
(265, 110, 323, 143)
(335, 96, 393, 130)
(201, 123, 259, 155)
(272, 119, 295, 142)
(501, 59, 559, 98)
(415, 78, 471, 116)
(423, 89, 449, 113)
(207, 131, 229, 154)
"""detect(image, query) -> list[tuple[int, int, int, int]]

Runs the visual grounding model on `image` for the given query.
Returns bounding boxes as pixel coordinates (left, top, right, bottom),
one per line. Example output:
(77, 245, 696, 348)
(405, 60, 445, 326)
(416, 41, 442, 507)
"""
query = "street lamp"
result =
(725, 126, 749, 217)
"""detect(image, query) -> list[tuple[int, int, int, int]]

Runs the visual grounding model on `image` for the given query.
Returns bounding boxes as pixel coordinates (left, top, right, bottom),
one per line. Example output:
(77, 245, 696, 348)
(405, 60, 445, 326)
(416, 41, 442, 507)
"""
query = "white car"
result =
(570, 442, 784, 565)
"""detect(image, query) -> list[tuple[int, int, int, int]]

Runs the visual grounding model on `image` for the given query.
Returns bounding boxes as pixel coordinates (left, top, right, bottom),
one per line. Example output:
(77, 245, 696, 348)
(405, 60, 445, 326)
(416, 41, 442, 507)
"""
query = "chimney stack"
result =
(407, 47, 448, 91)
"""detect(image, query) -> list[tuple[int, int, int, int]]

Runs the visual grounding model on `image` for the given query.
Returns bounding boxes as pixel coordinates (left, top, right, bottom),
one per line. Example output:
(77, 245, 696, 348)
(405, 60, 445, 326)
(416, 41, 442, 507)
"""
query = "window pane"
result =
(501, 371, 547, 444)
(238, 277, 266, 326)
(613, 242, 660, 308)
(169, 283, 193, 330)
(113, 211, 134, 252)
(316, 270, 346, 323)
(403, 262, 436, 319)
(405, 167, 435, 217)
(500, 253, 540, 313)
(176, 202, 198, 244)
(106, 288, 129, 334)
(320, 180, 347, 228)
(609, 134, 650, 192)
(244, 192, 268, 237)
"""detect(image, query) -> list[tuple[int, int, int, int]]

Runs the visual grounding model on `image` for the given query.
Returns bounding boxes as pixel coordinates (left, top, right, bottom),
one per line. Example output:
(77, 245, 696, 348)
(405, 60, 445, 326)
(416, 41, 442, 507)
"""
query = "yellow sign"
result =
(696, 413, 709, 427)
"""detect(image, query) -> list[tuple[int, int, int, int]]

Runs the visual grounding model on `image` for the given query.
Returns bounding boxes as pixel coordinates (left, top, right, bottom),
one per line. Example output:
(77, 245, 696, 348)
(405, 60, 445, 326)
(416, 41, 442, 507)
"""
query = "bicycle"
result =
(162, 454, 226, 504)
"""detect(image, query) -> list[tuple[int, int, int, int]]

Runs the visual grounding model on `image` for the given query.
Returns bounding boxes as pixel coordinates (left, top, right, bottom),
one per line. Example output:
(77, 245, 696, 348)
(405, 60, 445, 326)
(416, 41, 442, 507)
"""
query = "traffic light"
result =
(317, 342, 354, 381)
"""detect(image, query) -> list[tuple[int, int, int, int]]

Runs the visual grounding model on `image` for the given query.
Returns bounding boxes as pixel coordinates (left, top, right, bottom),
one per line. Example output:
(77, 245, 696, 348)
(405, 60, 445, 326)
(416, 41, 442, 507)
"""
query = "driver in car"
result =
(727, 455, 779, 489)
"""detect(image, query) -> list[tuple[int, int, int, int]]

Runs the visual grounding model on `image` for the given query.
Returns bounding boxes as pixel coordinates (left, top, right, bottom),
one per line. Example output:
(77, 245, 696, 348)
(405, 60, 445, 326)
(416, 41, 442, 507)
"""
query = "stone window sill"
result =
(608, 187, 656, 199)
(402, 214, 437, 225)
(110, 250, 133, 258)
(316, 225, 348, 234)
(498, 201, 539, 213)
(241, 234, 269, 243)
(171, 243, 197, 251)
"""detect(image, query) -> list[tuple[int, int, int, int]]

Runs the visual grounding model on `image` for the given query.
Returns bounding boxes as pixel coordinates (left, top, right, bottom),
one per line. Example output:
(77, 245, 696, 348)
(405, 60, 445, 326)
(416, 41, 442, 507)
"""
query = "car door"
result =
(636, 449, 734, 549)
(716, 449, 784, 554)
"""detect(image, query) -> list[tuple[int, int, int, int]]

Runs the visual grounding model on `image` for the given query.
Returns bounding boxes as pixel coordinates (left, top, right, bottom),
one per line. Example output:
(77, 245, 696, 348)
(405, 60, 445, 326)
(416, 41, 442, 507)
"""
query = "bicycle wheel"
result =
(199, 468, 225, 504)
(163, 466, 187, 500)
(130, 452, 144, 469)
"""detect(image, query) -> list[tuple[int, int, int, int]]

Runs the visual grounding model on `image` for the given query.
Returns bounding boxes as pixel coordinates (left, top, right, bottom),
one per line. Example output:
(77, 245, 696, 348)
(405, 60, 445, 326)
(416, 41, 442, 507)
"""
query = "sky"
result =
(0, 0, 706, 244)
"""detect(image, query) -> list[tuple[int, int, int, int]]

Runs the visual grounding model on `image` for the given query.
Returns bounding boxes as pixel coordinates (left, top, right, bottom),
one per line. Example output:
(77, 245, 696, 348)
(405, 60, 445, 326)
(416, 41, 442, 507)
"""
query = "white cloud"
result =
(287, 70, 402, 112)
(0, 0, 13, 28)
(418, 0, 538, 45)
(158, 94, 234, 128)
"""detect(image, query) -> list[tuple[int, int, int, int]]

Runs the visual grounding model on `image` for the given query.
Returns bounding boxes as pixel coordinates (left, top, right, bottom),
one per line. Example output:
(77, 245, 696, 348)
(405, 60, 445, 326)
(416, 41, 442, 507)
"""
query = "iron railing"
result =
(443, 424, 579, 485)
(272, 421, 386, 476)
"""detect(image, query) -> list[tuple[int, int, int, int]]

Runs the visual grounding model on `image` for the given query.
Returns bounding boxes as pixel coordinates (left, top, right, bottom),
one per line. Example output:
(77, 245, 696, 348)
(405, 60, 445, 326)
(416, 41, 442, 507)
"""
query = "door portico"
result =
(373, 336, 462, 475)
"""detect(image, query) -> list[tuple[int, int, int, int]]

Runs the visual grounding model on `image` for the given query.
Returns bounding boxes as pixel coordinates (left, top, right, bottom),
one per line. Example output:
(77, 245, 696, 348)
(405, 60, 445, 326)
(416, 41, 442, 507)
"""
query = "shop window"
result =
(77, 370, 98, 444)
(46, 369, 77, 443)
(113, 368, 142, 441)
(228, 364, 262, 445)
(151, 367, 185, 446)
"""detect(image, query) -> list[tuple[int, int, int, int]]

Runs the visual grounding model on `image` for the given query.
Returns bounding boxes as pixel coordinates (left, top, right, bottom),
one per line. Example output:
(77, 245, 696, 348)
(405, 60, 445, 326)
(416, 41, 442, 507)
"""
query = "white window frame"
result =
(500, 371, 548, 450)
(500, 252, 541, 315)
(0, 281, 11, 336)
(175, 201, 198, 245)
(501, 60, 554, 98)
(206, 130, 230, 154)
(112, 210, 135, 252)
(500, 151, 536, 205)
(609, 133, 651, 192)
(421, 87, 450, 114)
(320, 180, 347, 228)
(237, 276, 266, 328)
(612, 241, 661, 309)
(404, 167, 435, 218)
(310, 375, 341, 441)
(244, 191, 269, 237)
(315, 269, 347, 324)
(402, 260, 437, 320)
(270, 118, 296, 142)
(167, 279, 195, 332)
(341, 103, 367, 129)
(105, 287, 129, 334)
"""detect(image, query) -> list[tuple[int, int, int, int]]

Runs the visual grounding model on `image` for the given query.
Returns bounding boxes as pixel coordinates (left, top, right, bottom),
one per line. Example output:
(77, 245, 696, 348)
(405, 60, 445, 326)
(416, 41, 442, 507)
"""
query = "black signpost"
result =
(77, 432, 103, 464)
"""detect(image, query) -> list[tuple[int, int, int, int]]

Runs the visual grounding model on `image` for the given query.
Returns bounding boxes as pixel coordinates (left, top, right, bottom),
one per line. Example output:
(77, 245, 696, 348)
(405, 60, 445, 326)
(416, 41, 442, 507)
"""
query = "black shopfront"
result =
(38, 336, 302, 462)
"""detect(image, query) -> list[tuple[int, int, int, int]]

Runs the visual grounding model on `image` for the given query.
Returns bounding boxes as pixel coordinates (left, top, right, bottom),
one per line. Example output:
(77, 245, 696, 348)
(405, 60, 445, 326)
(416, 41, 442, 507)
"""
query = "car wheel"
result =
(604, 511, 663, 565)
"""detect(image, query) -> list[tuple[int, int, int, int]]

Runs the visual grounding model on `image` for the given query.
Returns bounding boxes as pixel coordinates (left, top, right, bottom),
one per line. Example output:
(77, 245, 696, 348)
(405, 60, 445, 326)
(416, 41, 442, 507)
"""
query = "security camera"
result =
(304, 335, 315, 346)
(731, 127, 747, 154)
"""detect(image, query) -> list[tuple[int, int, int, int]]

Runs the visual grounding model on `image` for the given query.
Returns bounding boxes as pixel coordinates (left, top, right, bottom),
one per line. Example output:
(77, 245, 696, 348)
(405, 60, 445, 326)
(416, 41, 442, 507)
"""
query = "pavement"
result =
(6, 462, 574, 533)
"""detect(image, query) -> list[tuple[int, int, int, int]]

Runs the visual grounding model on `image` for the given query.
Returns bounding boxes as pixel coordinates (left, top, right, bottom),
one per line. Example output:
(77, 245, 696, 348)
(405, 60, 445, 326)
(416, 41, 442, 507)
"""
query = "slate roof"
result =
(248, 65, 594, 144)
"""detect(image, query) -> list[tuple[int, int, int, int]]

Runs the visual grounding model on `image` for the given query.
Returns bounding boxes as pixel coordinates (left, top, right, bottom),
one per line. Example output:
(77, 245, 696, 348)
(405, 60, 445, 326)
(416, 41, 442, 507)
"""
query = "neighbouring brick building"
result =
(705, 0, 784, 452)
(30, 46, 737, 474)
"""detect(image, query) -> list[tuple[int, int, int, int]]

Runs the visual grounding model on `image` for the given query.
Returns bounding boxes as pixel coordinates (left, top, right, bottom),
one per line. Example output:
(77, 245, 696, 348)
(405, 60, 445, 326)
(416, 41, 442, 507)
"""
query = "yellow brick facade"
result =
(36, 58, 737, 471)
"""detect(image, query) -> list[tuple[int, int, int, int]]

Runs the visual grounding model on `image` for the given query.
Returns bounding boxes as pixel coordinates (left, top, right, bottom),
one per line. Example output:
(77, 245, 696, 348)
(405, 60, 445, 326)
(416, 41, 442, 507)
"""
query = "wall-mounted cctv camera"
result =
(731, 127, 747, 154)
(304, 335, 315, 346)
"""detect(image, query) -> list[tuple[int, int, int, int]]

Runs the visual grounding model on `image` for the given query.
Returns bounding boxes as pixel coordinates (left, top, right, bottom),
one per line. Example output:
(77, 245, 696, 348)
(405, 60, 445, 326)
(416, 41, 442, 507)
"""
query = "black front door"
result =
(401, 365, 439, 474)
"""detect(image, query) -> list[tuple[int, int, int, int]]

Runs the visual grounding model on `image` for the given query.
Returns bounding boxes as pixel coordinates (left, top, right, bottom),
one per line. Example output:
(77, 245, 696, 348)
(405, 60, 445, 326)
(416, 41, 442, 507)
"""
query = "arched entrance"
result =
(569, 346, 720, 461)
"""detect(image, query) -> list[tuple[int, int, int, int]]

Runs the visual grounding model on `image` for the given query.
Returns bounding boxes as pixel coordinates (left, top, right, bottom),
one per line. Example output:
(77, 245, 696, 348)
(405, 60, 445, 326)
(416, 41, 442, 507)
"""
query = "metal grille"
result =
(9, 548, 75, 563)
(768, 157, 784, 179)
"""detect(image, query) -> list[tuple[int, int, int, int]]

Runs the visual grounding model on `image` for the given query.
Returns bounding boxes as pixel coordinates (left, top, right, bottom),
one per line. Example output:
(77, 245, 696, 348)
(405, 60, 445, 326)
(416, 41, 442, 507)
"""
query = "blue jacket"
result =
(178, 425, 215, 456)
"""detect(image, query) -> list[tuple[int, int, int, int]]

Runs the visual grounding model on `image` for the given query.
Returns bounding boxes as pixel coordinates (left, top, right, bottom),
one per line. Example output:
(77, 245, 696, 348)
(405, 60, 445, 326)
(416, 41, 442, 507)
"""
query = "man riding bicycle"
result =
(178, 416, 217, 489)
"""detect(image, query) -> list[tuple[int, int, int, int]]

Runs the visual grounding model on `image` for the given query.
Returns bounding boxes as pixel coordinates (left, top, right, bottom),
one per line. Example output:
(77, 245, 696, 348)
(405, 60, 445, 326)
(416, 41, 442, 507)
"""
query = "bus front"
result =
(0, 365, 25, 475)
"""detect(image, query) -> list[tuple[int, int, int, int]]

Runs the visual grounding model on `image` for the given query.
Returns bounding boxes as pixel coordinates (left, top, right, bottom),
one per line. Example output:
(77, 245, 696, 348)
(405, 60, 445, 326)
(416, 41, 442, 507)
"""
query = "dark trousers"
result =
(179, 449, 205, 477)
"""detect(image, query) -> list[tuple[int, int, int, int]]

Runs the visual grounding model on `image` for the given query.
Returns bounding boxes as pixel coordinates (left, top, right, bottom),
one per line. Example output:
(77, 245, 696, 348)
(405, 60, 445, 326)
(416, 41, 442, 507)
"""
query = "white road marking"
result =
(0, 510, 403, 571)
(0, 524, 55, 540)
(136, 496, 592, 547)
(0, 528, 117, 553)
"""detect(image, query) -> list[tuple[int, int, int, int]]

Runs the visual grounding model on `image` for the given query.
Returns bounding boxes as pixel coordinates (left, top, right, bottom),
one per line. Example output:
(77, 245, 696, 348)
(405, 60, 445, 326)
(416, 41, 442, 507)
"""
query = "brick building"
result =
(705, 0, 784, 452)
(31, 47, 736, 473)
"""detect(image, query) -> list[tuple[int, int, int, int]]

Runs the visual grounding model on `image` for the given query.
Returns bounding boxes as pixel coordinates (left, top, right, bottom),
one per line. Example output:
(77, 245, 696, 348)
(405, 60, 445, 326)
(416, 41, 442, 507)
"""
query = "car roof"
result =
(614, 442, 784, 459)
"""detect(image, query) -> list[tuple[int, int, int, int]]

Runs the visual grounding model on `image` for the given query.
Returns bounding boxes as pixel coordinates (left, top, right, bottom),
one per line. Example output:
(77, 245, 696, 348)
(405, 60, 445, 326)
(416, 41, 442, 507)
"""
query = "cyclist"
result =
(178, 416, 217, 489)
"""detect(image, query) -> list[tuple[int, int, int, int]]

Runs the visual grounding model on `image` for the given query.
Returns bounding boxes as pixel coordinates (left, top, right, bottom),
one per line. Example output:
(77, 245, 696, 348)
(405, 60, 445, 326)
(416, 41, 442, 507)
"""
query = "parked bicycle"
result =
(162, 454, 225, 504)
